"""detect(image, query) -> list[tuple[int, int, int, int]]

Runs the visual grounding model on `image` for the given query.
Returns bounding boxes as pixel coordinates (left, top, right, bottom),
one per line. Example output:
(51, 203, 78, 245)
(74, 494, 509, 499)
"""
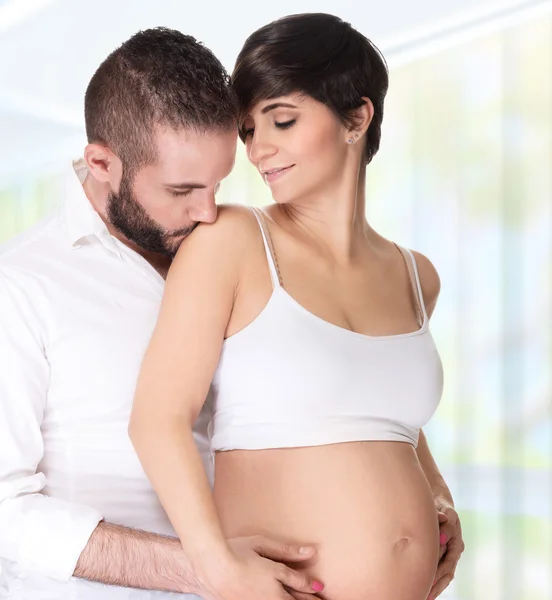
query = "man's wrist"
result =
(163, 536, 202, 595)
(181, 542, 236, 597)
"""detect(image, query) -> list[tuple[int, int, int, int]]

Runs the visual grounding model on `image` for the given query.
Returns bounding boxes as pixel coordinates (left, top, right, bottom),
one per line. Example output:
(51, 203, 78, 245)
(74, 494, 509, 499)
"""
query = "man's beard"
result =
(106, 172, 198, 258)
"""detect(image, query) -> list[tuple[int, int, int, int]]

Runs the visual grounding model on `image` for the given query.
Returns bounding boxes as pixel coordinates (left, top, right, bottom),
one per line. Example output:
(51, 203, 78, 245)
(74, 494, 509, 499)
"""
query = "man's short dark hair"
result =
(231, 13, 389, 165)
(85, 27, 237, 174)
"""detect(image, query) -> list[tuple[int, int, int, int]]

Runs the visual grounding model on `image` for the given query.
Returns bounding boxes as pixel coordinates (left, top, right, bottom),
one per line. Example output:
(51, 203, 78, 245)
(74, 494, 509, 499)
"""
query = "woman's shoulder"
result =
(195, 203, 262, 237)
(216, 203, 264, 229)
(410, 249, 441, 318)
(171, 204, 264, 269)
(181, 203, 261, 241)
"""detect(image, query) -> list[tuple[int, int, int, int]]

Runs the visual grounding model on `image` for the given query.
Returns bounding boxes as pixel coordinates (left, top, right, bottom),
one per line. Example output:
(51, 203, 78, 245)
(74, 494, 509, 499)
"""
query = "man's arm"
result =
(75, 523, 318, 597)
(0, 270, 104, 581)
(73, 521, 196, 593)
(0, 270, 192, 590)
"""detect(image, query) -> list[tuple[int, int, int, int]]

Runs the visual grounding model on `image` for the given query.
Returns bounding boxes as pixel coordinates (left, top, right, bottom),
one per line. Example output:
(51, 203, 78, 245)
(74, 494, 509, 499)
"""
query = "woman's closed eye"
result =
(275, 119, 296, 130)
(242, 119, 296, 138)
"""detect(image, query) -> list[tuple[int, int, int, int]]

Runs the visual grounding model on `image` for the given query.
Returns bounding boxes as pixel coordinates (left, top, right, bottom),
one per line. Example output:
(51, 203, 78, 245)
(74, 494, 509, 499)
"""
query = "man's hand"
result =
(230, 536, 323, 600)
(228, 534, 316, 565)
(428, 499, 465, 600)
(195, 535, 323, 600)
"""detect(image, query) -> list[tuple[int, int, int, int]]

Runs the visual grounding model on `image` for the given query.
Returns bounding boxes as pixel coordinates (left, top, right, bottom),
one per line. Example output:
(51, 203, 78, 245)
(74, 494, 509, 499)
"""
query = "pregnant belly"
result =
(214, 442, 440, 600)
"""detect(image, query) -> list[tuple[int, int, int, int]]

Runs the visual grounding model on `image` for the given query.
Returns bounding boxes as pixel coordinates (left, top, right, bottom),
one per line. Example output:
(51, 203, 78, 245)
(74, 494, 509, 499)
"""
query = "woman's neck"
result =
(275, 168, 374, 263)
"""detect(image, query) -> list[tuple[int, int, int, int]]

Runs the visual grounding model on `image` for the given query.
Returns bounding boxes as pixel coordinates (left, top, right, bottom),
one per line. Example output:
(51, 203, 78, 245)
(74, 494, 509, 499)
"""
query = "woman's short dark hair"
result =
(231, 13, 389, 165)
(85, 27, 237, 174)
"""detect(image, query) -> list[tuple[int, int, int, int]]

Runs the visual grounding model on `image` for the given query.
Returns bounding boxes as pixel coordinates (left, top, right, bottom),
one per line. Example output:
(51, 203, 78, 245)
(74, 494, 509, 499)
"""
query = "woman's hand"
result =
(196, 540, 324, 600)
(428, 498, 465, 600)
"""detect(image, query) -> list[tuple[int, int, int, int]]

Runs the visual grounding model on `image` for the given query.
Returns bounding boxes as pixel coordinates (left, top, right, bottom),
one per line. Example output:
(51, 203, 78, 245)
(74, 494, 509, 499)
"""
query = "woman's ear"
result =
(346, 97, 374, 143)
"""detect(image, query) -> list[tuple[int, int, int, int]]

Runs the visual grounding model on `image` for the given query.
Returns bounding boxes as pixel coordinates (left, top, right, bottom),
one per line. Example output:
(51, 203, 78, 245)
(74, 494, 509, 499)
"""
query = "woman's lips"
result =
(263, 165, 294, 183)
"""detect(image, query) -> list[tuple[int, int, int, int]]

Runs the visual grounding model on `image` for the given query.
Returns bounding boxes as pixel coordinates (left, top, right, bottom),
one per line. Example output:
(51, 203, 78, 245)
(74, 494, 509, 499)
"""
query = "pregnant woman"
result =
(130, 13, 452, 600)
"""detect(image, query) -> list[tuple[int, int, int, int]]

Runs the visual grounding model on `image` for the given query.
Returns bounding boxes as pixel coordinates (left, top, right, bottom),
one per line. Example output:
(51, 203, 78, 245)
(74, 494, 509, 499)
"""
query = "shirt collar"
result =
(61, 159, 121, 257)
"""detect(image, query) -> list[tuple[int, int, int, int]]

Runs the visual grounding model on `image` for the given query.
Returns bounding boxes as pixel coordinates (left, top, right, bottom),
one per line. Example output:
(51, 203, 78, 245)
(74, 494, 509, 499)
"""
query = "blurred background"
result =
(0, 0, 550, 598)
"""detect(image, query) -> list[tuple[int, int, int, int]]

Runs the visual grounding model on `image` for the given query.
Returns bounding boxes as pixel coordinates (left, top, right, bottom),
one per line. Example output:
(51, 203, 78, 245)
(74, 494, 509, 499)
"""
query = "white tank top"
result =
(208, 207, 443, 450)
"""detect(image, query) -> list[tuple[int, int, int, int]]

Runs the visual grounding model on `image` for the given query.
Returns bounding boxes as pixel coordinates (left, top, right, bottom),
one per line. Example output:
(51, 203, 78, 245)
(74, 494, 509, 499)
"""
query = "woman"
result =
(130, 13, 444, 600)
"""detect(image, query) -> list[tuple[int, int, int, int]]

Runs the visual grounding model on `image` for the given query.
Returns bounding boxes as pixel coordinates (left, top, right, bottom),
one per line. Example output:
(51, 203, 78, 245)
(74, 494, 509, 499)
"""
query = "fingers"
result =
(428, 572, 454, 599)
(435, 537, 462, 582)
(435, 548, 456, 582)
(431, 534, 462, 599)
(275, 563, 324, 595)
(440, 506, 459, 526)
(438, 520, 455, 546)
(252, 535, 316, 563)
(289, 592, 322, 600)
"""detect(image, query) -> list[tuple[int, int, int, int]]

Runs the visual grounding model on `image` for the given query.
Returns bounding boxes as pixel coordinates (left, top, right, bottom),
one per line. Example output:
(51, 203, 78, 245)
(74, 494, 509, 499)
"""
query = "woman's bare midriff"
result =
(213, 441, 440, 600)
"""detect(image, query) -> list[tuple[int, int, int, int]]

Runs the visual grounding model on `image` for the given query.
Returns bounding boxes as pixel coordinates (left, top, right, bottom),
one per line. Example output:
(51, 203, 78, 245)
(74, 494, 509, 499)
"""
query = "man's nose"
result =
(190, 195, 218, 224)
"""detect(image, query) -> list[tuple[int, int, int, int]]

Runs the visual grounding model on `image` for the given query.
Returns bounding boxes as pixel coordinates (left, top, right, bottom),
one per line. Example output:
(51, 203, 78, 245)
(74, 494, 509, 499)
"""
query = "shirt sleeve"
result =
(0, 269, 103, 582)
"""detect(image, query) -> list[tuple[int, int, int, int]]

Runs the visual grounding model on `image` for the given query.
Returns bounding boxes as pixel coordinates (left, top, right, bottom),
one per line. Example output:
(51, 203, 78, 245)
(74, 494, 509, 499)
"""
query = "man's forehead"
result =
(155, 123, 236, 146)
(144, 128, 236, 182)
(154, 126, 235, 164)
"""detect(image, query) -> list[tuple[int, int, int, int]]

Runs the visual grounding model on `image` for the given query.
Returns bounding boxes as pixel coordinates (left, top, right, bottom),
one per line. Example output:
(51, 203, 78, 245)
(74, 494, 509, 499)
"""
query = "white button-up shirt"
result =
(0, 162, 212, 599)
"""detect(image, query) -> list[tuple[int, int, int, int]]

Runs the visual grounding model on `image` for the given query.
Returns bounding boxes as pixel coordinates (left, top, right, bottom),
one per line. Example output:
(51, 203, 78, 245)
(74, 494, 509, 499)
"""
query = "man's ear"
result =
(84, 143, 122, 184)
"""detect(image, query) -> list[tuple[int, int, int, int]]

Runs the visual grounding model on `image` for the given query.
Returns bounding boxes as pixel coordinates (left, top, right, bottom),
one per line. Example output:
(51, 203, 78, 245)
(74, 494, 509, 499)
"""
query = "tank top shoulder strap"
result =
(394, 244, 427, 326)
(248, 206, 282, 289)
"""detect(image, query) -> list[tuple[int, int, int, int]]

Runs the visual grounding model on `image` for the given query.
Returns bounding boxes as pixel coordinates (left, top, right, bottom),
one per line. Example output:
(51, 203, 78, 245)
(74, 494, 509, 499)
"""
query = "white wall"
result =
(0, 0, 548, 179)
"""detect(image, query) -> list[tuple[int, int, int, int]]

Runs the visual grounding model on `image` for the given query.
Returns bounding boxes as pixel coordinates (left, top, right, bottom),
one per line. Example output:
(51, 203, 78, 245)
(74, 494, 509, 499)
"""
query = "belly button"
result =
(392, 537, 412, 552)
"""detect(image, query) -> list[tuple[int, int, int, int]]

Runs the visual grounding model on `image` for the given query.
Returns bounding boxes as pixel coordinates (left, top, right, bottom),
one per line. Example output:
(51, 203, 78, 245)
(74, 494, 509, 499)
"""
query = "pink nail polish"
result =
(440, 533, 448, 545)
(312, 581, 324, 592)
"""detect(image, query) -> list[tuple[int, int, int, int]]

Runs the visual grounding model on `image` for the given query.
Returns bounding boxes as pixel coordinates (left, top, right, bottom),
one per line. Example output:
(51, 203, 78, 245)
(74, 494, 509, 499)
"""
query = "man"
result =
(0, 27, 463, 600)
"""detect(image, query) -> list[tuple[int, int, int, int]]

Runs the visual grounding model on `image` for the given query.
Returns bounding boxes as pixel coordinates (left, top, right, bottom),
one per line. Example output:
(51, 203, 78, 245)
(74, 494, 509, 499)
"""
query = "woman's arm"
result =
(416, 430, 453, 505)
(129, 207, 321, 600)
(129, 208, 239, 562)
(411, 251, 454, 502)
(412, 250, 465, 599)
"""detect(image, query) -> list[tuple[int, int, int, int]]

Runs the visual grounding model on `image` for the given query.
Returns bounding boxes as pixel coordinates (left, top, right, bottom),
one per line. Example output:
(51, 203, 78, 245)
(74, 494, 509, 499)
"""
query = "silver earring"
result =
(347, 138, 354, 144)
